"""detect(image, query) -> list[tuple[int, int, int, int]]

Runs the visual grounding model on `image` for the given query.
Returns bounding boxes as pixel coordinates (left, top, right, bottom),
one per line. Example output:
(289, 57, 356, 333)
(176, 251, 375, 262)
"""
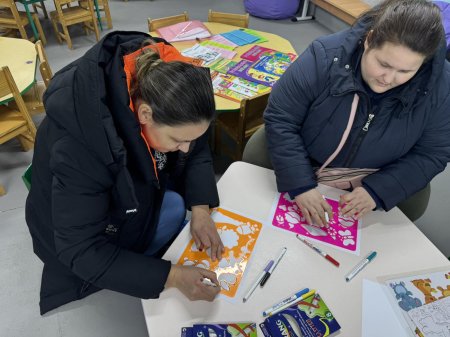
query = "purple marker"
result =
(242, 260, 274, 303)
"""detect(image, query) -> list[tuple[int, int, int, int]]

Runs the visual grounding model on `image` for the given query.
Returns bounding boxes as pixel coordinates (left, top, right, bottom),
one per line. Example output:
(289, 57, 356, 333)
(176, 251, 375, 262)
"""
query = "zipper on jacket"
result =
(343, 111, 375, 167)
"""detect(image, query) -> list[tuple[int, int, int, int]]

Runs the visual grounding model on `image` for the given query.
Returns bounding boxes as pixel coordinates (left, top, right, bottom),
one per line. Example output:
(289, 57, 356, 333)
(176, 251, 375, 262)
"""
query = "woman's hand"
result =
(190, 205, 224, 261)
(294, 188, 333, 227)
(339, 187, 376, 219)
(165, 264, 220, 301)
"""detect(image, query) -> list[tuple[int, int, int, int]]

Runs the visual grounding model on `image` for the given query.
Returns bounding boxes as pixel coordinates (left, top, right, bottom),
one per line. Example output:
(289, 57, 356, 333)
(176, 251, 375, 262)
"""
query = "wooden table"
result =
(0, 37, 37, 104)
(152, 22, 296, 111)
(141, 162, 450, 337)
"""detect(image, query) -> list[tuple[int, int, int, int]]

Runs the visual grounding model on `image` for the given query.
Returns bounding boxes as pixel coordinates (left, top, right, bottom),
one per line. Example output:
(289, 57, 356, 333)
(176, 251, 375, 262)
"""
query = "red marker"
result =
(296, 235, 340, 267)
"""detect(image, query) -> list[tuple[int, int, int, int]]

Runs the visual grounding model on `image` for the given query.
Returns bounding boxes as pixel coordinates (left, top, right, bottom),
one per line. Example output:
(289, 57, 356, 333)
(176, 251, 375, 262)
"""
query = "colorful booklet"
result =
(211, 71, 270, 102)
(181, 323, 257, 337)
(209, 59, 238, 74)
(157, 20, 211, 42)
(241, 45, 297, 63)
(228, 60, 280, 87)
(260, 293, 341, 337)
(220, 30, 260, 46)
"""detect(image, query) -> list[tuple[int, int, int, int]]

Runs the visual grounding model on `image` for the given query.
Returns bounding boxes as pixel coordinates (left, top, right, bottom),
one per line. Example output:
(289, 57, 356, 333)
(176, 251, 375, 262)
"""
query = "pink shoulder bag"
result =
(315, 94, 378, 190)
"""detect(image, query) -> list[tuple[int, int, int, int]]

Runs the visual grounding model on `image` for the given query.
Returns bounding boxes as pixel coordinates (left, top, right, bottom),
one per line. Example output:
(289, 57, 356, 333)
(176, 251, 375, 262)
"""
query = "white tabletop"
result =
(142, 161, 449, 336)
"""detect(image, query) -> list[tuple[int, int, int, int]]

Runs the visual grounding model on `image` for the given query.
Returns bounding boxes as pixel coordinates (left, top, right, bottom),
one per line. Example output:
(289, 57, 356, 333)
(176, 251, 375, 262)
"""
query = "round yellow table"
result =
(152, 22, 296, 111)
(0, 37, 37, 104)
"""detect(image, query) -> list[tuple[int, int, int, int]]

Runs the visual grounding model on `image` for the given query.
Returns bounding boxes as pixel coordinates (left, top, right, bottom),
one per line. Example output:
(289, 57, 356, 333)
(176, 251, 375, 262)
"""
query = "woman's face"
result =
(137, 102, 210, 153)
(361, 39, 426, 94)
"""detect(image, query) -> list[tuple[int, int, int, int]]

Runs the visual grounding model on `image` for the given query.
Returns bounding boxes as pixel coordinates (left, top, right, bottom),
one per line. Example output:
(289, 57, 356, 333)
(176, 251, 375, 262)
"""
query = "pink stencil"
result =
(272, 193, 360, 253)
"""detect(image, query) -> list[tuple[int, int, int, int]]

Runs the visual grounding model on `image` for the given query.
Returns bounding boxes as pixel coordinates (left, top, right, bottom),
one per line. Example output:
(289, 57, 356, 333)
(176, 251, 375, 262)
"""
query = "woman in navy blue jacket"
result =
(265, 0, 450, 225)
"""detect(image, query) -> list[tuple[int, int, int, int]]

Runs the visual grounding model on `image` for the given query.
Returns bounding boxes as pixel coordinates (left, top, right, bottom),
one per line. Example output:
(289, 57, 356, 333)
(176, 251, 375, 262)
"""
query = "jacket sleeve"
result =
(50, 137, 171, 299)
(264, 41, 329, 193)
(363, 92, 450, 210)
(182, 132, 219, 209)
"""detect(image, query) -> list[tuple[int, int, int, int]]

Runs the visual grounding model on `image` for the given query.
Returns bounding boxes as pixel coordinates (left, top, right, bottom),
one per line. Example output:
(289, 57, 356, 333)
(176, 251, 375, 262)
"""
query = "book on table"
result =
(157, 20, 211, 42)
(211, 71, 271, 103)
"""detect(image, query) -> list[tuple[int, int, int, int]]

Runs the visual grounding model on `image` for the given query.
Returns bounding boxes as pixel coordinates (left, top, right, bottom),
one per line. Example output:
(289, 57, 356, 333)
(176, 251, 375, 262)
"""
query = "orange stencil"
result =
(177, 208, 263, 298)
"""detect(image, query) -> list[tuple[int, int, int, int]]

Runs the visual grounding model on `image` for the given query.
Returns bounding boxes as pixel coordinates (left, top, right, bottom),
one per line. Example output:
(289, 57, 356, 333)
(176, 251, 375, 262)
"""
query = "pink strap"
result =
(318, 94, 359, 174)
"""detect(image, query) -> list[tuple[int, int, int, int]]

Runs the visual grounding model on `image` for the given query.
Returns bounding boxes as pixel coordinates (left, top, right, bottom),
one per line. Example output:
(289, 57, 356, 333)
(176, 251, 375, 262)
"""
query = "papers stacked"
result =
(157, 20, 211, 42)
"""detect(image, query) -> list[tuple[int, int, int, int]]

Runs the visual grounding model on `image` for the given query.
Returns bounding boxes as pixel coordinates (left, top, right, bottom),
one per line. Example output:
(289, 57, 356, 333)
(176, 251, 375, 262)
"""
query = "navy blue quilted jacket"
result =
(264, 18, 450, 210)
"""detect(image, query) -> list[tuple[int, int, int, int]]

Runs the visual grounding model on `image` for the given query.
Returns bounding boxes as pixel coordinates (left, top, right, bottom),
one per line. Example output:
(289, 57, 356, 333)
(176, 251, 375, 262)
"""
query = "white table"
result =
(142, 162, 450, 336)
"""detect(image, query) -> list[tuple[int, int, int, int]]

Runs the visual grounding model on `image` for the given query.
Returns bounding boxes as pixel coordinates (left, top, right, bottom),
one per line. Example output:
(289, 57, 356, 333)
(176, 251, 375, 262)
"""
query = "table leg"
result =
(93, 0, 103, 31)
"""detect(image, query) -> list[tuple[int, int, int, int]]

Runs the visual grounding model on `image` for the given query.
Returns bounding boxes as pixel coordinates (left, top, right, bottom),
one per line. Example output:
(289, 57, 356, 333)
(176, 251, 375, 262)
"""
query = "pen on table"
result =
(175, 21, 192, 38)
(322, 195, 330, 224)
(260, 247, 287, 287)
(262, 287, 310, 317)
(242, 260, 274, 303)
(345, 251, 377, 282)
(296, 235, 340, 267)
(265, 289, 316, 317)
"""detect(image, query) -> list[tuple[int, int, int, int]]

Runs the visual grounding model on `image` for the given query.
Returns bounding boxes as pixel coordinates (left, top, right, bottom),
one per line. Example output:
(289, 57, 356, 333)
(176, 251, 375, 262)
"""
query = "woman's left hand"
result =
(190, 205, 224, 262)
(339, 187, 376, 219)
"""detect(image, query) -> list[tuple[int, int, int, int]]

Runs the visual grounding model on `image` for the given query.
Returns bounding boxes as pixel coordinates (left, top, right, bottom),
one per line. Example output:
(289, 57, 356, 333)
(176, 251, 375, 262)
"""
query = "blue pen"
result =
(345, 251, 377, 282)
(262, 287, 310, 317)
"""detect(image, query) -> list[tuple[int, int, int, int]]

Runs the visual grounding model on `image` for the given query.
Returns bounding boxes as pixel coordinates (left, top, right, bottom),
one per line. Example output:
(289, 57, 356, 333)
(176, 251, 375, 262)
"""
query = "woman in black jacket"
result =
(265, 0, 450, 226)
(26, 33, 223, 314)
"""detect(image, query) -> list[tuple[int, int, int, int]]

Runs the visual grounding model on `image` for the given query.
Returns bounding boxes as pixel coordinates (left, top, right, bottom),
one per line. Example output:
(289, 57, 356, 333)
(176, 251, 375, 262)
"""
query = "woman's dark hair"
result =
(360, 0, 444, 60)
(130, 44, 215, 126)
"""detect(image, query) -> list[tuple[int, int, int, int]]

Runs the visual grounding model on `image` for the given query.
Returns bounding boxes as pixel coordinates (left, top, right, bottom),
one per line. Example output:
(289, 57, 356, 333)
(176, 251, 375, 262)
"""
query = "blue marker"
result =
(262, 287, 310, 317)
(345, 251, 377, 282)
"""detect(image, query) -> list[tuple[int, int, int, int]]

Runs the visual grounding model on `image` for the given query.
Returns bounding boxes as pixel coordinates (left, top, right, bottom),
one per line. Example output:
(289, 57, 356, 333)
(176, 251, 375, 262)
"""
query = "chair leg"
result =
(18, 24, 28, 40)
(32, 13, 46, 45)
(17, 132, 35, 151)
(0, 184, 5, 196)
(62, 24, 72, 49)
(40, 0, 48, 18)
(93, 17, 100, 41)
(235, 141, 244, 161)
(51, 18, 62, 44)
(102, 1, 112, 29)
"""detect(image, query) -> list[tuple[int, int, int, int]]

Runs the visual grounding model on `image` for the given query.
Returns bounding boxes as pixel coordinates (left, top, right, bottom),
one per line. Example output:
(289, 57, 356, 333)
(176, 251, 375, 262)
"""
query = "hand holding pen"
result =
(294, 189, 333, 227)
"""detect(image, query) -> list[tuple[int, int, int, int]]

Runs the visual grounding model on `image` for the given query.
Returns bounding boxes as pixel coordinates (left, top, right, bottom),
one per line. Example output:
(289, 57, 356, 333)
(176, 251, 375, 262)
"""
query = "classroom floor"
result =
(1, 0, 448, 336)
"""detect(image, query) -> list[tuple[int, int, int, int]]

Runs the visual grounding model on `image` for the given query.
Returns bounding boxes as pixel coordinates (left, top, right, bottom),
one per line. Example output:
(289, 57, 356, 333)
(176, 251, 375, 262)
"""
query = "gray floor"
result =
(1, 0, 449, 336)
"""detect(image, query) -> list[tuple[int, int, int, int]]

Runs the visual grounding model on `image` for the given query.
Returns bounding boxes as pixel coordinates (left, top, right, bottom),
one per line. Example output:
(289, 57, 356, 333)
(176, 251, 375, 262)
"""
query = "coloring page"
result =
(408, 296, 450, 337)
(177, 208, 263, 299)
(380, 268, 450, 336)
(270, 193, 361, 255)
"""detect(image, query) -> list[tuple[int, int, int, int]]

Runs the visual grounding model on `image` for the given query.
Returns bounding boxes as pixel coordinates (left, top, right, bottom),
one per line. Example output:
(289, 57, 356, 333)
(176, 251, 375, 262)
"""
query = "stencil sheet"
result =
(177, 208, 263, 299)
(270, 192, 361, 255)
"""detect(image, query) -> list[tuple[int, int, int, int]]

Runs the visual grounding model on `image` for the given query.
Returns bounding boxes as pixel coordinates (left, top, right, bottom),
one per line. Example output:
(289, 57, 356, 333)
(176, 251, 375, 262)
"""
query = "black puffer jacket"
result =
(265, 18, 450, 210)
(25, 31, 219, 315)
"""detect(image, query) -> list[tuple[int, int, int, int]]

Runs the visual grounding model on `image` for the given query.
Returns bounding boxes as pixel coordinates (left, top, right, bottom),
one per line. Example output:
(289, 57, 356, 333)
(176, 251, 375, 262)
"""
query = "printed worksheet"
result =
(270, 192, 361, 255)
(408, 296, 450, 337)
(177, 208, 263, 299)
(379, 267, 450, 336)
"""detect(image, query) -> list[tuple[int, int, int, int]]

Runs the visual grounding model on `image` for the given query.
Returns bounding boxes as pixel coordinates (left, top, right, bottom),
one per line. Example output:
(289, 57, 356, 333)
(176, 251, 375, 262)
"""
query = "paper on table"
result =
(362, 279, 412, 337)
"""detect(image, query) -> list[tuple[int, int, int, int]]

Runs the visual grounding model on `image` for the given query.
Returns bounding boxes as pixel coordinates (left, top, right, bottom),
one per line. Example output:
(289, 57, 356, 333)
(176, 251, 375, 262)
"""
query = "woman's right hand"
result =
(165, 265, 220, 301)
(294, 188, 333, 227)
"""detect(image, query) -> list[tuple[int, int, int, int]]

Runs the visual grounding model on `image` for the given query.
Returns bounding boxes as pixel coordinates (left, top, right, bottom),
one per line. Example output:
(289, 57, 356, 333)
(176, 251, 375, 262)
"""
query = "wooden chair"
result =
(0, 66, 37, 195)
(80, 0, 112, 29)
(147, 11, 189, 32)
(215, 93, 269, 161)
(0, 0, 47, 43)
(11, 40, 52, 115)
(208, 9, 249, 28)
(50, 0, 100, 49)
(31, 0, 48, 19)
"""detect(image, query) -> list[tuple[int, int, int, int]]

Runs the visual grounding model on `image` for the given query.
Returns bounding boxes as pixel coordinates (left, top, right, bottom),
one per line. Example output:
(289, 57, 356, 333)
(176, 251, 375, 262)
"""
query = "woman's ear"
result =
(364, 30, 373, 50)
(137, 102, 153, 125)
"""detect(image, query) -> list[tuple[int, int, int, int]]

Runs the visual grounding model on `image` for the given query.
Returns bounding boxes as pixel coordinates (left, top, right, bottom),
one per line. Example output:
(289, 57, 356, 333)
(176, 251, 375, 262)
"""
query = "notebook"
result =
(157, 20, 211, 42)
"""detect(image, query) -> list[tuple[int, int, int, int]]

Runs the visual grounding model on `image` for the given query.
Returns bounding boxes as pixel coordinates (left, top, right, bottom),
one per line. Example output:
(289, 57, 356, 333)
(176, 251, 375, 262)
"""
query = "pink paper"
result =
(271, 193, 360, 254)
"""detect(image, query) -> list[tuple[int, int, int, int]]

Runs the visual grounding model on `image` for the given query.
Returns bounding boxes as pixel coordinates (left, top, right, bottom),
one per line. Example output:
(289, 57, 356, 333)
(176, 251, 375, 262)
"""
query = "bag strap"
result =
(318, 93, 359, 174)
